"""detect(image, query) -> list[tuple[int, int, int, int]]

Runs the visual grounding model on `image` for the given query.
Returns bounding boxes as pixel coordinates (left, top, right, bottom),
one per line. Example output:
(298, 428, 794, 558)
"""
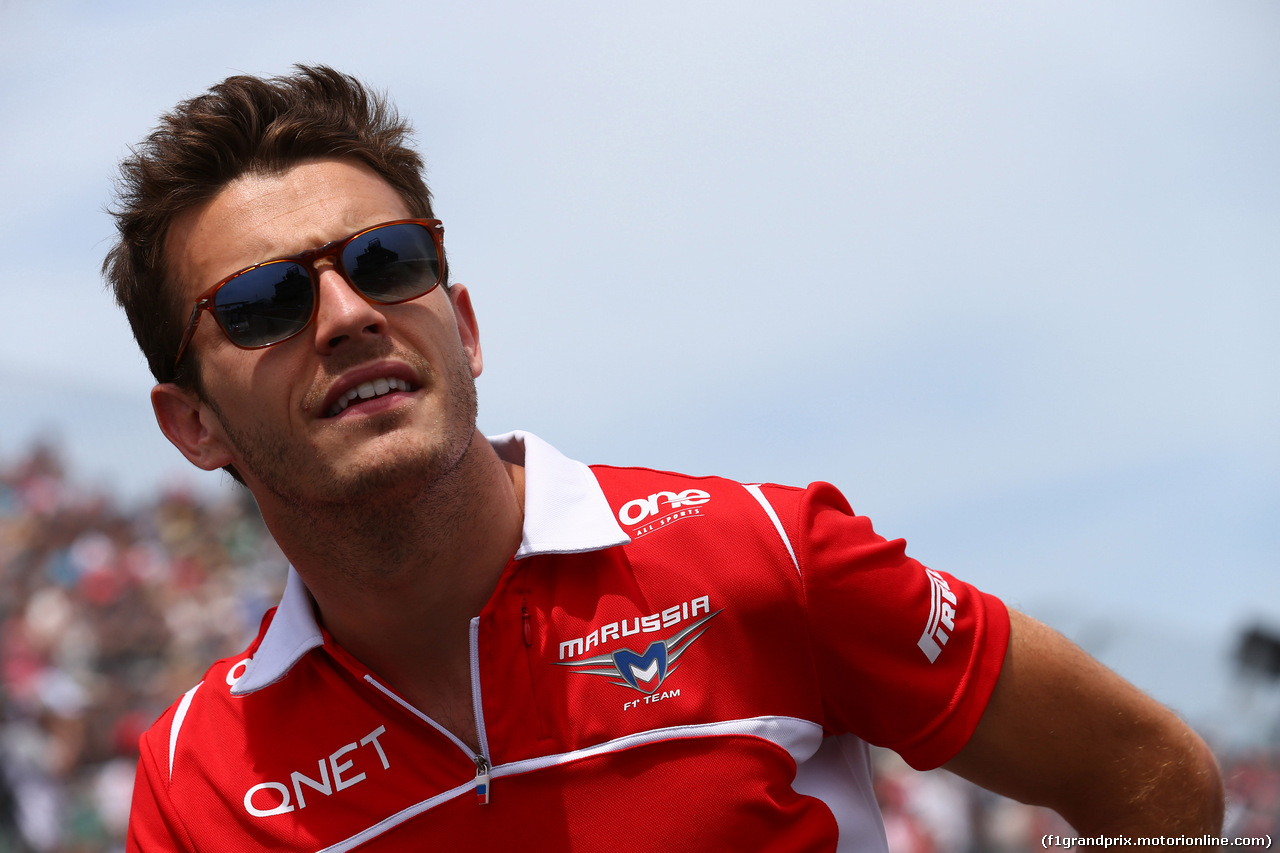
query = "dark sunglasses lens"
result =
(213, 262, 314, 347)
(343, 223, 441, 302)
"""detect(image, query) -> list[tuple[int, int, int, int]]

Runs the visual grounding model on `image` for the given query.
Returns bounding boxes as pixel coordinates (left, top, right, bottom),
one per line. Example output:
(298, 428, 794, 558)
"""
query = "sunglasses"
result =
(173, 219, 446, 367)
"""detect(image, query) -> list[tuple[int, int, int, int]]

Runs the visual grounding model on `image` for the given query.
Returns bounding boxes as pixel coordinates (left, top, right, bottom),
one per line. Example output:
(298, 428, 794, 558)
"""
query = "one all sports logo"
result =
(617, 489, 710, 539)
(917, 568, 958, 663)
(556, 607, 720, 696)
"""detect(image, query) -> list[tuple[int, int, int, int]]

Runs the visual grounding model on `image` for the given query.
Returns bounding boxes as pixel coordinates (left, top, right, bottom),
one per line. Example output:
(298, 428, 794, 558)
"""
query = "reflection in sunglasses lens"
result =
(216, 262, 314, 347)
(347, 224, 440, 302)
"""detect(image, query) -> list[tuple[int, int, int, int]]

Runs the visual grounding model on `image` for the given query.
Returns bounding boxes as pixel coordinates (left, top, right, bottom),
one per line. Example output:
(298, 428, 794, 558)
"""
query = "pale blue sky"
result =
(2, 0, 1276, 725)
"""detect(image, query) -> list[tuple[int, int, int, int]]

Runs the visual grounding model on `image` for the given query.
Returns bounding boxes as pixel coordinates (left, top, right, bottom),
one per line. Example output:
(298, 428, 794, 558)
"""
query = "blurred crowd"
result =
(0, 445, 285, 852)
(0, 444, 1275, 852)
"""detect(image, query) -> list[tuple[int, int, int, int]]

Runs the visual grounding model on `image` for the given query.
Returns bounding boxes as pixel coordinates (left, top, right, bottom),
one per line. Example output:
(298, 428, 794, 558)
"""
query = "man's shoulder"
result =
(587, 461, 823, 537)
(137, 609, 278, 758)
(581, 463, 820, 564)
(587, 462, 809, 509)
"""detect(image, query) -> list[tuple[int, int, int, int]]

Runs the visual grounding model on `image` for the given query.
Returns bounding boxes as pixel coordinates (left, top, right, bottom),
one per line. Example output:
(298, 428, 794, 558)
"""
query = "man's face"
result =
(160, 158, 481, 509)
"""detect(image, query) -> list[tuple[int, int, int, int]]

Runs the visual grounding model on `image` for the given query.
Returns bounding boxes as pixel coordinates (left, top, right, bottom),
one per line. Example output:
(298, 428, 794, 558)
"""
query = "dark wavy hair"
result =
(103, 64, 444, 390)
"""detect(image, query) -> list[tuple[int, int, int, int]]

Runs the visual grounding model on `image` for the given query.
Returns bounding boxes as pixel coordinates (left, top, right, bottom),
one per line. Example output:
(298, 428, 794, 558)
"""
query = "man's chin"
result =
(223, 360, 479, 517)
(260, 435, 475, 513)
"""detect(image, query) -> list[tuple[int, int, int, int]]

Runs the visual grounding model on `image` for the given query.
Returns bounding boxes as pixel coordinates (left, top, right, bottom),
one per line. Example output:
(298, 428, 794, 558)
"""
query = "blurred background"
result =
(1, 0, 1276, 849)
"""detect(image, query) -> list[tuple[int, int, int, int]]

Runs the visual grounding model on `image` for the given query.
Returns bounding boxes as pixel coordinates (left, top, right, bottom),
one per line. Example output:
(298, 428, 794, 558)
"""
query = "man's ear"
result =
(447, 283, 483, 379)
(151, 383, 236, 472)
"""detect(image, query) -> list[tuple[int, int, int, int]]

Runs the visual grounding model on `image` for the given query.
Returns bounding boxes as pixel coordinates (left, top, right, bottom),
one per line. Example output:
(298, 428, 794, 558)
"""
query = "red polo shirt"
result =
(128, 432, 1008, 852)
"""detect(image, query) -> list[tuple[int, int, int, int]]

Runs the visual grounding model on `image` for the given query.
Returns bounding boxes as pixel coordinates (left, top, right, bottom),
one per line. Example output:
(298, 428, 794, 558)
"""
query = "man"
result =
(106, 66, 1222, 850)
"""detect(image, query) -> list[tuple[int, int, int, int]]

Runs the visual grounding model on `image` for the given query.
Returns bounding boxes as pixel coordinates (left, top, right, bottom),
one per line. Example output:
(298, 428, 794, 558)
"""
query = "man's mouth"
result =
(325, 377, 415, 418)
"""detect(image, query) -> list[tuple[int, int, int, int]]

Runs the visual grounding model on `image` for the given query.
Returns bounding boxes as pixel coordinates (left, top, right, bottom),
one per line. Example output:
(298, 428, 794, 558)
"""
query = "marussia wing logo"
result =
(554, 611, 720, 695)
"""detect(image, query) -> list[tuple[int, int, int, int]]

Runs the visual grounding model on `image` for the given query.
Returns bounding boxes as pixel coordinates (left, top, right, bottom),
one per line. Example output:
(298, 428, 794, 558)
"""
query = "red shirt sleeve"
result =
(127, 709, 197, 852)
(765, 480, 1010, 770)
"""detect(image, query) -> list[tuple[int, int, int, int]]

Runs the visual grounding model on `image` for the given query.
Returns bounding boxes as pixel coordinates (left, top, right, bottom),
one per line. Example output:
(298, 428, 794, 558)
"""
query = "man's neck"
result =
(251, 430, 525, 711)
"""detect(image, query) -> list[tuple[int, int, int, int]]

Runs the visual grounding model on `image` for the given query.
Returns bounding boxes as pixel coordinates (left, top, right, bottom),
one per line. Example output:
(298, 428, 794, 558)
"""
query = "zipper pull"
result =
(521, 600, 532, 647)
(474, 755, 491, 804)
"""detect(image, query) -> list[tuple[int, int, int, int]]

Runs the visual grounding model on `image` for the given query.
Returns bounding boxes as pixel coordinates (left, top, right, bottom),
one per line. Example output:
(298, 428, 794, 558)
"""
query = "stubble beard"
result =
(204, 343, 480, 534)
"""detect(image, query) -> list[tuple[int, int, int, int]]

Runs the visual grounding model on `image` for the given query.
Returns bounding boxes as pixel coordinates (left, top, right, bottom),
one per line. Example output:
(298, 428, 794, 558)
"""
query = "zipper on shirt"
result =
(468, 616, 494, 804)
(473, 754, 491, 805)
(362, 672, 494, 805)
(363, 671, 494, 805)
(360, 617, 495, 806)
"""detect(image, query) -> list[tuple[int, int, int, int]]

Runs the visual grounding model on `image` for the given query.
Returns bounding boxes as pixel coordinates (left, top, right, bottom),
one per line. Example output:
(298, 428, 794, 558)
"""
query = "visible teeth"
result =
(326, 377, 411, 416)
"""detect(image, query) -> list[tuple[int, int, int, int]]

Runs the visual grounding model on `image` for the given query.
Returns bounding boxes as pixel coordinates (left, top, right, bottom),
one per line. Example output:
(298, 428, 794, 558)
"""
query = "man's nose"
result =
(311, 266, 388, 353)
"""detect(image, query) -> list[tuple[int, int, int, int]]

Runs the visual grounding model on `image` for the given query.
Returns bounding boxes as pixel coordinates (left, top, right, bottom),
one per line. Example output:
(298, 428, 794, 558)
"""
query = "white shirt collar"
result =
(230, 431, 628, 696)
